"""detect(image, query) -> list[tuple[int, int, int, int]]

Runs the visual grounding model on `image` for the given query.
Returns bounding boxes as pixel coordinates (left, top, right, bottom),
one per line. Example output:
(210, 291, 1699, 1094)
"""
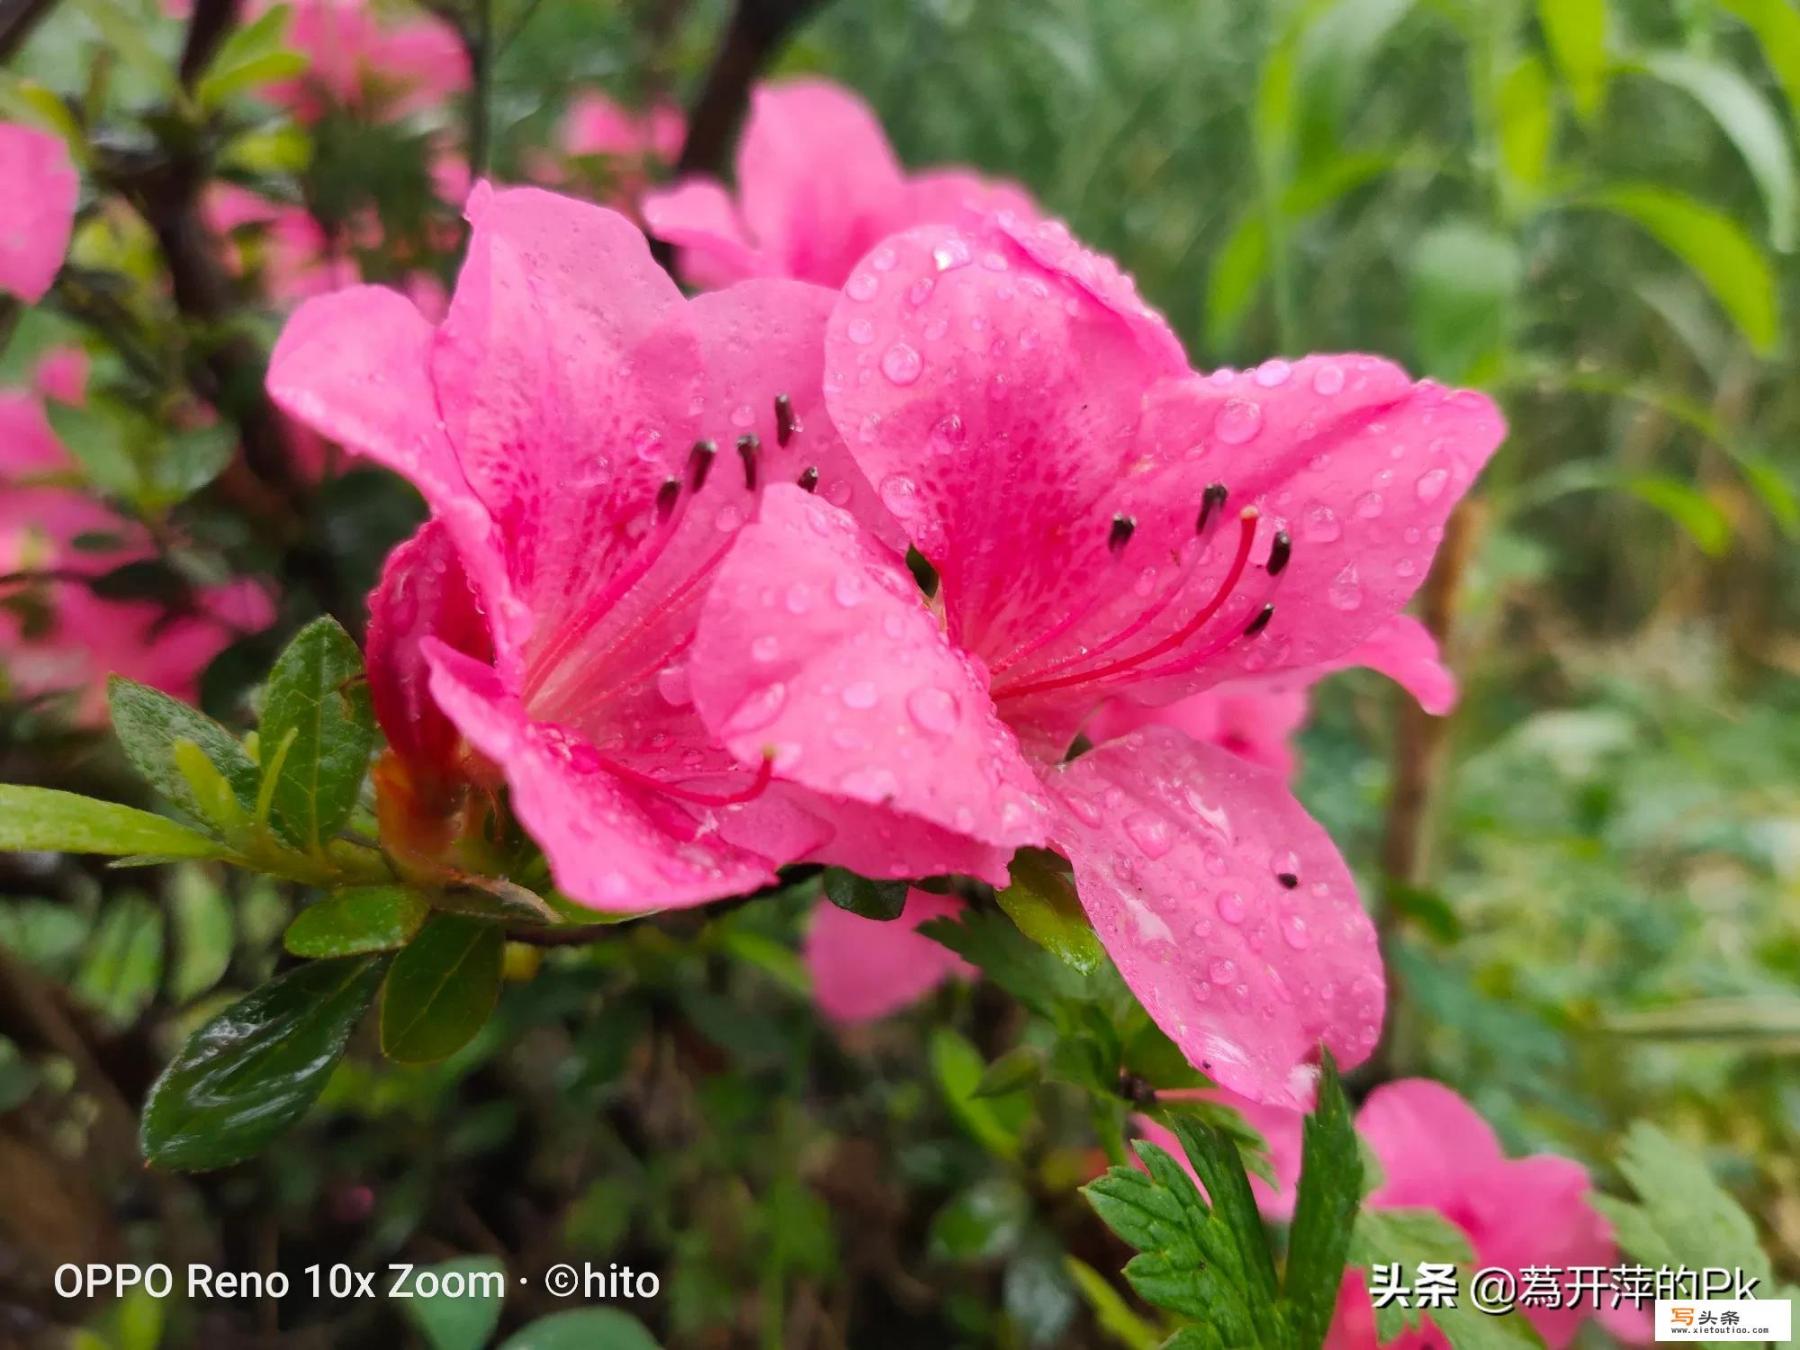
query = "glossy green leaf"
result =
(260, 617, 375, 852)
(396, 1257, 505, 1350)
(0, 785, 231, 860)
(500, 1310, 662, 1350)
(1720, 0, 1800, 130)
(997, 850, 1105, 975)
(1538, 0, 1609, 121)
(820, 866, 908, 920)
(1638, 51, 1798, 250)
(380, 915, 504, 1064)
(141, 956, 385, 1170)
(109, 677, 259, 831)
(285, 886, 429, 958)
(1580, 184, 1779, 352)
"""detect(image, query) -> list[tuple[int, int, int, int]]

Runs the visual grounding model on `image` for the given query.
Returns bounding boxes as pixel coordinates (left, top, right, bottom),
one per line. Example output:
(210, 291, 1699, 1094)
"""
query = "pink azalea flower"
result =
(563, 92, 685, 165)
(1087, 615, 1458, 778)
(32, 346, 90, 407)
(643, 78, 1034, 290)
(692, 213, 1504, 1104)
(270, 184, 1006, 910)
(264, 0, 470, 123)
(0, 123, 77, 303)
(0, 394, 272, 721)
(805, 888, 975, 1024)
(1146, 1080, 1644, 1348)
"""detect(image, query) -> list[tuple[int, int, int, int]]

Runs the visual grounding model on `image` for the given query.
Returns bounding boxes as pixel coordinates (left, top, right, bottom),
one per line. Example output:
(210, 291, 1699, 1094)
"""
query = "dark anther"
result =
(797, 465, 820, 493)
(688, 439, 717, 491)
(1117, 1071, 1156, 1107)
(1108, 513, 1136, 556)
(737, 434, 760, 490)
(774, 394, 799, 447)
(1244, 602, 1275, 637)
(1266, 529, 1291, 576)
(655, 477, 681, 521)
(1196, 482, 1229, 534)
(1276, 872, 1298, 889)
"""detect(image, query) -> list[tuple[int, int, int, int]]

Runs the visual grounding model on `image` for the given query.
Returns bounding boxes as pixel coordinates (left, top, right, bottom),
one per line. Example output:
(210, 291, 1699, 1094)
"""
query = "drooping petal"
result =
(1085, 683, 1311, 779)
(691, 485, 1050, 876)
(642, 179, 769, 289)
(0, 123, 77, 303)
(805, 888, 974, 1024)
(1329, 614, 1456, 715)
(736, 80, 907, 287)
(1046, 727, 1383, 1106)
(424, 641, 780, 910)
(1358, 1079, 1507, 1209)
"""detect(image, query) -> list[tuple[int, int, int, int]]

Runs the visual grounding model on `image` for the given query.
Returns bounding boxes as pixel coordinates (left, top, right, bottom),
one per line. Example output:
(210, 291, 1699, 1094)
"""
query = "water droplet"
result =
(846, 317, 875, 345)
(932, 238, 972, 272)
(1214, 398, 1263, 445)
(881, 343, 923, 386)
(1302, 504, 1342, 543)
(1354, 491, 1385, 519)
(907, 276, 935, 306)
(880, 474, 921, 517)
(870, 243, 898, 272)
(840, 765, 899, 799)
(1312, 363, 1345, 396)
(1124, 811, 1173, 859)
(1209, 957, 1239, 984)
(656, 665, 691, 707)
(1281, 914, 1310, 949)
(750, 635, 780, 663)
(1253, 358, 1292, 388)
(845, 271, 879, 301)
(783, 582, 815, 615)
(727, 682, 786, 734)
(1414, 466, 1449, 502)
(1269, 849, 1300, 877)
(906, 686, 960, 736)
(841, 681, 879, 710)
(833, 572, 866, 608)
(1216, 891, 1247, 924)
(729, 404, 755, 429)
(930, 413, 966, 453)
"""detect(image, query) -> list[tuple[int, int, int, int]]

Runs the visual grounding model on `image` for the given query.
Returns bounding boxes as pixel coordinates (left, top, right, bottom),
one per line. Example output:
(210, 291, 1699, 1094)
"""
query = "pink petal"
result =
(642, 179, 770, 289)
(1329, 613, 1457, 715)
(1358, 1079, 1507, 1209)
(424, 641, 781, 911)
(0, 123, 77, 303)
(366, 520, 492, 788)
(805, 888, 975, 1023)
(1086, 683, 1310, 779)
(736, 80, 907, 287)
(691, 484, 1050, 876)
(1046, 726, 1383, 1106)
(564, 92, 653, 157)
(1137, 1085, 1306, 1219)
(905, 170, 1039, 229)
(32, 345, 89, 405)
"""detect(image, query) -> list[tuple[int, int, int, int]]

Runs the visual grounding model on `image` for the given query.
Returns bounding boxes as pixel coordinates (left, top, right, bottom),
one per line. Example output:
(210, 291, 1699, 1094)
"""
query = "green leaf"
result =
(199, 50, 309, 109)
(1497, 54, 1554, 201)
(73, 894, 163, 1026)
(1349, 1208, 1547, 1347)
(1280, 1056, 1362, 1346)
(820, 866, 908, 920)
(43, 399, 137, 496)
(1579, 184, 1779, 352)
(172, 740, 247, 836)
(380, 915, 504, 1064)
(1063, 1256, 1160, 1350)
(109, 677, 260, 831)
(197, 4, 307, 109)
(168, 868, 234, 1003)
(1637, 52, 1798, 251)
(997, 849, 1105, 975)
(931, 1027, 1030, 1159)
(1538, 0, 1608, 121)
(71, 0, 181, 95)
(396, 1256, 505, 1350)
(0, 785, 231, 860)
(929, 1177, 1031, 1260)
(1205, 212, 1269, 354)
(1409, 221, 1521, 383)
(918, 907, 1091, 1018)
(1294, 0, 1417, 161)
(260, 617, 375, 852)
(1720, 0, 1800, 134)
(285, 886, 429, 958)
(1620, 476, 1733, 556)
(141, 956, 384, 1170)
(500, 1310, 662, 1350)
(974, 1045, 1045, 1098)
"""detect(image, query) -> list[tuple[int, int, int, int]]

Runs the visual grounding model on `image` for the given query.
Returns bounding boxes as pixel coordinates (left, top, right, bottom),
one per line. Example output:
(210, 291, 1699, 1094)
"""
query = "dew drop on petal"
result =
(833, 572, 866, 608)
(1209, 957, 1239, 984)
(841, 680, 879, 710)
(846, 271, 879, 301)
(1302, 504, 1342, 543)
(1214, 398, 1264, 445)
(1270, 848, 1300, 877)
(1216, 890, 1247, 924)
(1253, 358, 1292, 388)
(1354, 491, 1385, 519)
(1312, 363, 1345, 396)
(1281, 914, 1311, 950)
(1124, 811, 1173, 859)
(1415, 466, 1449, 502)
(906, 686, 960, 736)
(933, 238, 972, 272)
(727, 681, 786, 734)
(846, 317, 875, 345)
(783, 582, 815, 615)
(881, 342, 923, 386)
(656, 665, 692, 707)
(880, 474, 921, 517)
(750, 635, 780, 663)
(1328, 564, 1363, 611)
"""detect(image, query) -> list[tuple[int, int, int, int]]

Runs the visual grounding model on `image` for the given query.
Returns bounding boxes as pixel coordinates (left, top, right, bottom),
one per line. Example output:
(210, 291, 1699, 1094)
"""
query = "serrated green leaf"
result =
(998, 849, 1105, 974)
(0, 785, 231, 860)
(142, 956, 384, 1170)
(1281, 1056, 1362, 1346)
(820, 866, 908, 920)
(917, 907, 1090, 1018)
(1349, 1208, 1547, 1347)
(285, 886, 429, 958)
(109, 677, 259, 831)
(260, 617, 374, 852)
(380, 915, 504, 1063)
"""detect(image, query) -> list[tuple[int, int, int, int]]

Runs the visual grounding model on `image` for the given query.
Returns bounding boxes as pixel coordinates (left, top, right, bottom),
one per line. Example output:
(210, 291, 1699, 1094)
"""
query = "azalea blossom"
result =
(0, 389, 272, 721)
(270, 184, 1005, 908)
(693, 212, 1504, 1104)
(262, 0, 470, 124)
(564, 92, 685, 167)
(643, 78, 1033, 290)
(1145, 1081, 1644, 1348)
(805, 888, 974, 1025)
(0, 122, 77, 303)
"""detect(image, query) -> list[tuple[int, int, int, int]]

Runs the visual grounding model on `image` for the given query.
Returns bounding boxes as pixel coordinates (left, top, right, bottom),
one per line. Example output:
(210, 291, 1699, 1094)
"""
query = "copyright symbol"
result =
(1469, 1267, 1516, 1314)
(545, 1264, 579, 1298)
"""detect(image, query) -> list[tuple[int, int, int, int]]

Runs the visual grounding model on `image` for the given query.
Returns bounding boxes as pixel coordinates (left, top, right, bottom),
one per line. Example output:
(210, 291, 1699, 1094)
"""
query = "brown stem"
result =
(178, 0, 243, 87)
(0, 0, 61, 63)
(675, 0, 829, 179)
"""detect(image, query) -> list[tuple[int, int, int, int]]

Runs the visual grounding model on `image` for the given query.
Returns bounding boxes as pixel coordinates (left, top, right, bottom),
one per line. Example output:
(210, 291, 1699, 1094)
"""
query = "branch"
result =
(0, 0, 61, 63)
(178, 0, 242, 88)
(675, 0, 829, 179)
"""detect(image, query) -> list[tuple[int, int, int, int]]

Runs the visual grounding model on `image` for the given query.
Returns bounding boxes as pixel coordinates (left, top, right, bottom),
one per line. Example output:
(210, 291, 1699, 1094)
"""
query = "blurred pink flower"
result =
(271, 185, 997, 910)
(0, 393, 272, 721)
(644, 78, 1034, 289)
(805, 888, 974, 1024)
(693, 213, 1504, 1105)
(563, 92, 685, 165)
(1147, 1080, 1645, 1348)
(263, 0, 470, 123)
(32, 346, 90, 406)
(0, 123, 77, 303)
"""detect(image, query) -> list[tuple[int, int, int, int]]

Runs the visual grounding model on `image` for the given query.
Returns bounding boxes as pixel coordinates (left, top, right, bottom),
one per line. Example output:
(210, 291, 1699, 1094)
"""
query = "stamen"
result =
(1276, 871, 1298, 889)
(1196, 482, 1229, 534)
(737, 434, 760, 490)
(774, 394, 799, 447)
(1243, 602, 1274, 636)
(655, 477, 681, 522)
(688, 438, 717, 491)
(797, 465, 820, 493)
(1108, 513, 1136, 556)
(1266, 529, 1291, 576)
(997, 507, 1261, 700)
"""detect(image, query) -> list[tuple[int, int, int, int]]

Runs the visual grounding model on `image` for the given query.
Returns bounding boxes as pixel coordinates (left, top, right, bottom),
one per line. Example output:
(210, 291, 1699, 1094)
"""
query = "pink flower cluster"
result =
(270, 74, 1504, 1110)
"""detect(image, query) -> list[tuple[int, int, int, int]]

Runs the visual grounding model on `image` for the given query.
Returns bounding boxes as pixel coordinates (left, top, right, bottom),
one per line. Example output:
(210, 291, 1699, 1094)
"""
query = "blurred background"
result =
(0, 0, 1796, 1345)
